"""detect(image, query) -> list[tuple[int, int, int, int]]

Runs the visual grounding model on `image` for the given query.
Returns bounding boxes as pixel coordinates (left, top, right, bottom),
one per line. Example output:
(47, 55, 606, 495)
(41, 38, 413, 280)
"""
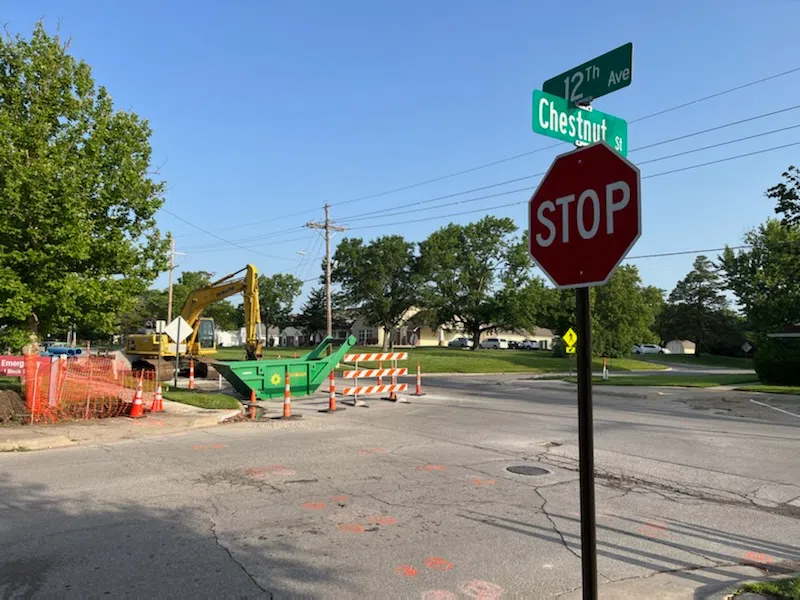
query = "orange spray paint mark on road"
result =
(421, 591, 457, 600)
(336, 523, 365, 534)
(417, 464, 447, 471)
(358, 447, 387, 455)
(638, 521, 668, 538)
(741, 551, 774, 565)
(459, 579, 505, 599)
(424, 557, 454, 571)
(470, 478, 496, 487)
(302, 502, 327, 510)
(368, 515, 398, 526)
(331, 495, 349, 503)
(244, 464, 297, 479)
(394, 564, 419, 577)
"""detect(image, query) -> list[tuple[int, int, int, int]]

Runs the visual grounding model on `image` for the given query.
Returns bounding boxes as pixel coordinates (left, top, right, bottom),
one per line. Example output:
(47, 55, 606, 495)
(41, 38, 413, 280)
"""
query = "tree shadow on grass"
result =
(0, 473, 354, 598)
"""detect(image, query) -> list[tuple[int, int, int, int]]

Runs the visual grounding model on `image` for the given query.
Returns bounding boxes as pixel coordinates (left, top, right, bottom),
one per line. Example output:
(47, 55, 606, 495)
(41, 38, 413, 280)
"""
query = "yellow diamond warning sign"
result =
(563, 327, 578, 348)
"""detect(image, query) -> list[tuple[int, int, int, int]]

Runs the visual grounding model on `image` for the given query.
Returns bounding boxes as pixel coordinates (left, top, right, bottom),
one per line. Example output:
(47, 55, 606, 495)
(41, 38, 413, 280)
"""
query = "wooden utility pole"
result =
(167, 237, 176, 323)
(166, 237, 187, 325)
(305, 204, 347, 337)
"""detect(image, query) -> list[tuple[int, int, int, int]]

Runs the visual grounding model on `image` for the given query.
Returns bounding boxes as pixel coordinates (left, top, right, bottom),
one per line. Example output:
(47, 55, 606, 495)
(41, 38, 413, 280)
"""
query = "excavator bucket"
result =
(214, 335, 357, 400)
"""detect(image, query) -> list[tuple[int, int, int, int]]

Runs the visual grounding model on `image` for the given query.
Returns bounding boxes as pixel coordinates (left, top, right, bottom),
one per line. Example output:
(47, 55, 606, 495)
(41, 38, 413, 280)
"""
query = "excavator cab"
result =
(196, 318, 216, 351)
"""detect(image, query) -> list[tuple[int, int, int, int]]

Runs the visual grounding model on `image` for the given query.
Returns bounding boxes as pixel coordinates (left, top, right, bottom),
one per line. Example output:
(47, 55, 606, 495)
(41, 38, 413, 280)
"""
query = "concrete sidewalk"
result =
(0, 399, 241, 452)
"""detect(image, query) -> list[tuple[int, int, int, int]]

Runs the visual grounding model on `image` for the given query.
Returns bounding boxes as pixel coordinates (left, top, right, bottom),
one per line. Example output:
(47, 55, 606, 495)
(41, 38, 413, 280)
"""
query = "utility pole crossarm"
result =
(305, 204, 348, 338)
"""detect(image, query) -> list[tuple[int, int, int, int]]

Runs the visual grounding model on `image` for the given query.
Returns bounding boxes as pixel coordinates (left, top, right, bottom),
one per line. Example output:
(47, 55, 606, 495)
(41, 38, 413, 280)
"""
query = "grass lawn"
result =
(734, 383, 800, 395)
(162, 388, 242, 410)
(736, 576, 800, 599)
(645, 354, 754, 369)
(564, 374, 760, 388)
(0, 376, 21, 392)
(213, 345, 662, 374)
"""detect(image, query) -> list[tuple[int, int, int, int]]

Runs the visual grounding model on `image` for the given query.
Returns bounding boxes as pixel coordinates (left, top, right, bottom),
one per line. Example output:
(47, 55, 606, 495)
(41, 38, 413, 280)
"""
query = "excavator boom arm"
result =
(180, 264, 263, 358)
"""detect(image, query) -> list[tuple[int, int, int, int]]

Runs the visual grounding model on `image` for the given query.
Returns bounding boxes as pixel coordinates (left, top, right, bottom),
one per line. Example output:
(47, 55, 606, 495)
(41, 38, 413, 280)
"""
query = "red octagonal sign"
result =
(528, 141, 641, 288)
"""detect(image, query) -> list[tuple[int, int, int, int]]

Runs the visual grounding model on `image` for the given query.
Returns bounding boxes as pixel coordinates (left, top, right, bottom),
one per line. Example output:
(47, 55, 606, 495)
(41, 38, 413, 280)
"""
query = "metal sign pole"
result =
(576, 286, 597, 599)
(173, 319, 181, 390)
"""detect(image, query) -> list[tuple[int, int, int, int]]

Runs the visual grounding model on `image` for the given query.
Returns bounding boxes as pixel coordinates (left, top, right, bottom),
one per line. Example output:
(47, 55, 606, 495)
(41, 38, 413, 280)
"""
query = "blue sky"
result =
(6, 0, 800, 308)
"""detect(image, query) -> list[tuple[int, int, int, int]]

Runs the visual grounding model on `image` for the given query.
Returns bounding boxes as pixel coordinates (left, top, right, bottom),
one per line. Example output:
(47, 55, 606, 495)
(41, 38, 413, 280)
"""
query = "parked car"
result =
(508, 340, 520, 350)
(448, 337, 474, 348)
(520, 339, 540, 350)
(480, 337, 509, 350)
(633, 343, 671, 355)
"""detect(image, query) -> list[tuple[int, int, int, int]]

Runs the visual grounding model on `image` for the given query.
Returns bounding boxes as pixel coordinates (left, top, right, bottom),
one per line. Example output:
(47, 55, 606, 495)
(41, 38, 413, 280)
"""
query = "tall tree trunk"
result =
(471, 328, 481, 351)
(382, 326, 391, 350)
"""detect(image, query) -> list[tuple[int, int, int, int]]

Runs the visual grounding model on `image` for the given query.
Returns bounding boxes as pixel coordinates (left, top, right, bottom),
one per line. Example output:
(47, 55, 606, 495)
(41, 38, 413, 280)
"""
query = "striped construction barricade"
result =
(341, 352, 409, 407)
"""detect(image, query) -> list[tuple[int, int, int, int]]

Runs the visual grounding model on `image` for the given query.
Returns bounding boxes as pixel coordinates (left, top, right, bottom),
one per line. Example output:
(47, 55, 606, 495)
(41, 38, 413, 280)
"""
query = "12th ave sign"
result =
(543, 42, 633, 104)
(528, 141, 641, 288)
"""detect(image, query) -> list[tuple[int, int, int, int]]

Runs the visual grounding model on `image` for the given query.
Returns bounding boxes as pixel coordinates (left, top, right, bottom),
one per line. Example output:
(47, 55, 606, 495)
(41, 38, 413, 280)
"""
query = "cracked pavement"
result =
(0, 375, 798, 598)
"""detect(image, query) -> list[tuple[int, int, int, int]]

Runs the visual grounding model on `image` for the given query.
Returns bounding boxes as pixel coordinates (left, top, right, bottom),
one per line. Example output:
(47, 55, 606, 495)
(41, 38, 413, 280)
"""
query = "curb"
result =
(0, 435, 75, 452)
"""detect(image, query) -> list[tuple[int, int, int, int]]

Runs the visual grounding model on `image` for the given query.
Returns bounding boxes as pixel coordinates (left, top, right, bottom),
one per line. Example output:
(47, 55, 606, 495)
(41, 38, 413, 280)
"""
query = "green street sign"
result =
(543, 42, 632, 104)
(531, 90, 628, 155)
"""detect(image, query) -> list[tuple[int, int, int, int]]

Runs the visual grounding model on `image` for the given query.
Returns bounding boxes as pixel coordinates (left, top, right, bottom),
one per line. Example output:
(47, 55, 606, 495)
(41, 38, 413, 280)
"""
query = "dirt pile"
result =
(0, 389, 28, 423)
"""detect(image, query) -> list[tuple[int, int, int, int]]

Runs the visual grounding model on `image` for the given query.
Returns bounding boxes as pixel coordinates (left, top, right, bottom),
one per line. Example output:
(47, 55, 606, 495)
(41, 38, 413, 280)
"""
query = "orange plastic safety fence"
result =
(26, 356, 156, 423)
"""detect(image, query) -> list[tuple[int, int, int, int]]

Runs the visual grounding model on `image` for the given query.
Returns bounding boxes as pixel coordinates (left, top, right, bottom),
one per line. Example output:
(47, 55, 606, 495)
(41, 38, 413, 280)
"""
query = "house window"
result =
(541, 340, 548, 350)
(358, 329, 373, 345)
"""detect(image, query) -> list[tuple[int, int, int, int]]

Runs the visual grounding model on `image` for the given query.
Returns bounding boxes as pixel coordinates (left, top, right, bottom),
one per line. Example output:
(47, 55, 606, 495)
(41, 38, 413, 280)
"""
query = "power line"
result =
(178, 65, 800, 236)
(160, 207, 296, 260)
(341, 122, 800, 225)
(338, 104, 800, 224)
(345, 139, 800, 231)
(325, 65, 800, 208)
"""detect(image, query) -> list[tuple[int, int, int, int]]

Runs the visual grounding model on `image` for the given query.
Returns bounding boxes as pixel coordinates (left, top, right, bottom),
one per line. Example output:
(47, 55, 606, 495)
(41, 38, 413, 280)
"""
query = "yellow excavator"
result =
(126, 264, 263, 378)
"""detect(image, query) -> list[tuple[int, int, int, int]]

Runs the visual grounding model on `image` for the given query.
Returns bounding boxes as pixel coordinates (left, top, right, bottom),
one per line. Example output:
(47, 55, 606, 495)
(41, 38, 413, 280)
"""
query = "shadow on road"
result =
(457, 508, 799, 598)
(0, 473, 353, 598)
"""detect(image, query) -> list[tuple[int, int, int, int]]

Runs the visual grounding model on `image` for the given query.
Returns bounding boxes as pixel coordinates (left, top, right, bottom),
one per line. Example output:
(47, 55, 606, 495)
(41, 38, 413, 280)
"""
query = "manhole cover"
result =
(506, 465, 549, 476)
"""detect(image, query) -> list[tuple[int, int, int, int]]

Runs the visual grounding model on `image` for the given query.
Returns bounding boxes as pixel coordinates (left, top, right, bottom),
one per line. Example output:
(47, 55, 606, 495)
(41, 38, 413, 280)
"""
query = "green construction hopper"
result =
(214, 335, 356, 400)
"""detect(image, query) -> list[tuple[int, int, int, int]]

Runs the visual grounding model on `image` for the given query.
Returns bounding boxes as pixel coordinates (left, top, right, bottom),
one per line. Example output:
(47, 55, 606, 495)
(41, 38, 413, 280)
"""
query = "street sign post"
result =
(528, 141, 642, 600)
(543, 42, 633, 104)
(532, 90, 627, 155)
(742, 341, 753, 358)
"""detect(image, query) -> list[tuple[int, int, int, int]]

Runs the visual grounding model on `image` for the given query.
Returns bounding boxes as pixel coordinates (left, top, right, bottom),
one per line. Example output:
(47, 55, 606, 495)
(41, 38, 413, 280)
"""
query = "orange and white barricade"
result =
(341, 351, 409, 406)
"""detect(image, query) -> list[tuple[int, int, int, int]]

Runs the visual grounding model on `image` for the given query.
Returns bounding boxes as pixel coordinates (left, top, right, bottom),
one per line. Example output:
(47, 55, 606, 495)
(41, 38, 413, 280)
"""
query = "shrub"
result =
(551, 338, 567, 358)
(754, 337, 800, 385)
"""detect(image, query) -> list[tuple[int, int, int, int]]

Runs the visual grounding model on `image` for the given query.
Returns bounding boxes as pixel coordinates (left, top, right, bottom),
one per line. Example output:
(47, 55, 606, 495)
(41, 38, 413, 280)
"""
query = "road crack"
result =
(208, 504, 272, 598)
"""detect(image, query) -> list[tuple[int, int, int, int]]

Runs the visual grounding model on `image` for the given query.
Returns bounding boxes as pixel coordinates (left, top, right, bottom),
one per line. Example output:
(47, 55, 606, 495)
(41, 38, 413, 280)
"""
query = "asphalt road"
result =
(1, 376, 798, 599)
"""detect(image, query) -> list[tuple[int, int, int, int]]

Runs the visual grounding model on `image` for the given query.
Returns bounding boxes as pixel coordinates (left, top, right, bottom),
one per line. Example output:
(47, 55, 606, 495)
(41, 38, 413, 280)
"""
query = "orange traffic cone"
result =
(249, 389, 257, 420)
(320, 369, 344, 413)
(129, 378, 145, 418)
(274, 371, 301, 420)
(152, 383, 164, 412)
(283, 372, 291, 417)
(188, 359, 195, 390)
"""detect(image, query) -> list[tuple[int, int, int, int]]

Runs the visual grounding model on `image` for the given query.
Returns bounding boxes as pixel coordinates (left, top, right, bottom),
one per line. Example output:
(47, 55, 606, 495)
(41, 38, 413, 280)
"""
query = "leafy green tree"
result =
(257, 273, 303, 333)
(118, 289, 168, 333)
(418, 216, 532, 349)
(0, 24, 168, 349)
(333, 235, 421, 350)
(592, 265, 661, 357)
(767, 165, 800, 228)
(657, 256, 729, 355)
(720, 219, 800, 335)
(294, 287, 351, 341)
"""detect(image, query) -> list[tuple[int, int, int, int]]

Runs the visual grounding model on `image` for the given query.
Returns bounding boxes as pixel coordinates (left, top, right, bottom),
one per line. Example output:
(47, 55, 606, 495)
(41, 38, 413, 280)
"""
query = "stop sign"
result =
(528, 141, 641, 288)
